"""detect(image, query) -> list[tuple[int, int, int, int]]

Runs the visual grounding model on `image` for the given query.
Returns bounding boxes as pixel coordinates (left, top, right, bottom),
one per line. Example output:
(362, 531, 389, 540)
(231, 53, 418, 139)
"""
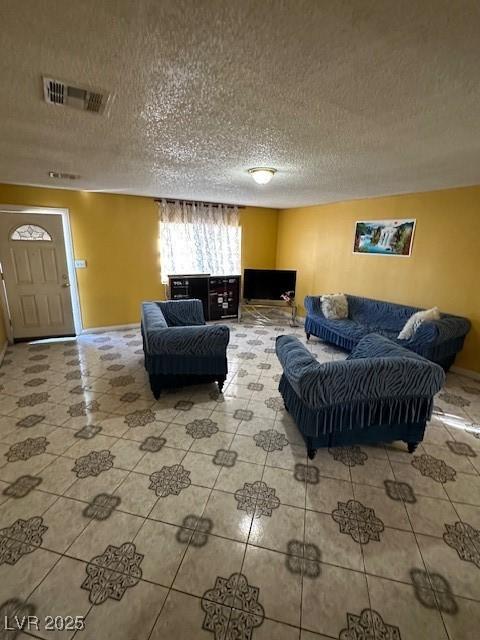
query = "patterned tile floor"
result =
(0, 310, 480, 639)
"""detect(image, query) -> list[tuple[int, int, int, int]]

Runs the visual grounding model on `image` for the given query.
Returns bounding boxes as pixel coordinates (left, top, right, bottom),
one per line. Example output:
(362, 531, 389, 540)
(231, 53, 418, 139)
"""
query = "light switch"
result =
(74, 259, 87, 268)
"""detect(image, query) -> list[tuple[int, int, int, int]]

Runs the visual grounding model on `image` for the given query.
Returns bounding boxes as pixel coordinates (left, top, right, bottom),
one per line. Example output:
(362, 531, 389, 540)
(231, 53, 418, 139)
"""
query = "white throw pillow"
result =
(398, 307, 441, 340)
(321, 293, 349, 320)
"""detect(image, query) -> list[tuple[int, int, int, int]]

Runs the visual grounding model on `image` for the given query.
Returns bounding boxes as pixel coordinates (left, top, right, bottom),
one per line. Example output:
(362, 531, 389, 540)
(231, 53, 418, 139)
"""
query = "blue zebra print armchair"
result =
(276, 333, 445, 459)
(141, 299, 230, 398)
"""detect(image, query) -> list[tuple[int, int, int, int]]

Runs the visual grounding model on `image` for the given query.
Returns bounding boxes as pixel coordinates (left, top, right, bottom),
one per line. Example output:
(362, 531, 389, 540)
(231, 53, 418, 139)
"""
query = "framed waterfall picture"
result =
(353, 218, 416, 256)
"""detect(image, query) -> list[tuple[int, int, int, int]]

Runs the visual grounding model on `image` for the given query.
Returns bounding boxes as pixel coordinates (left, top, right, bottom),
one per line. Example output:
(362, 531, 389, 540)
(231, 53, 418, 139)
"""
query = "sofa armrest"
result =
(347, 333, 429, 362)
(304, 296, 324, 316)
(300, 356, 444, 409)
(408, 316, 471, 347)
(141, 301, 168, 330)
(146, 324, 230, 356)
(158, 299, 206, 326)
(276, 335, 319, 395)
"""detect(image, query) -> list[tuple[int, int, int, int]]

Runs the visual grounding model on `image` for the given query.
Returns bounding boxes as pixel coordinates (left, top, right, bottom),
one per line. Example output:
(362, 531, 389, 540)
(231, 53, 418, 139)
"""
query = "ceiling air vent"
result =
(43, 77, 110, 114)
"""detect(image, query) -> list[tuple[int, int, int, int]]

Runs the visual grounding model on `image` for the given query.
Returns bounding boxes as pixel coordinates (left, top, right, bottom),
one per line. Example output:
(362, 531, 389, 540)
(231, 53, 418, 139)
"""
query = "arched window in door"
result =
(10, 224, 52, 241)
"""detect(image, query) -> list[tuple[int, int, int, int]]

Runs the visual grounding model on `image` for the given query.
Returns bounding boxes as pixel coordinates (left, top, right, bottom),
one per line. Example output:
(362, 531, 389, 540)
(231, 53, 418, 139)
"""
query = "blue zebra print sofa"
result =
(304, 294, 471, 371)
(141, 299, 230, 398)
(276, 333, 445, 459)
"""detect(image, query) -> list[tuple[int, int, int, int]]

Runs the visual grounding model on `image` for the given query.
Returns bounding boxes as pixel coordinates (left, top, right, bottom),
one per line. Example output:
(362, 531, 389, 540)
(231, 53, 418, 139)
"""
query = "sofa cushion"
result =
(347, 295, 418, 332)
(363, 327, 399, 341)
(147, 325, 229, 356)
(310, 316, 368, 342)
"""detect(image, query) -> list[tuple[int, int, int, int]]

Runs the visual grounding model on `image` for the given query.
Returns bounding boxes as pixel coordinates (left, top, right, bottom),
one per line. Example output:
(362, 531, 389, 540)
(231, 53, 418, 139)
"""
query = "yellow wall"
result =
(240, 206, 278, 270)
(0, 184, 278, 329)
(276, 186, 480, 372)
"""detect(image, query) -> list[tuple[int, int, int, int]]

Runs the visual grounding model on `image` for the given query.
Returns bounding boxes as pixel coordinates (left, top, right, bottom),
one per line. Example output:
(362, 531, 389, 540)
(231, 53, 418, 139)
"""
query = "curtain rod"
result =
(154, 198, 244, 209)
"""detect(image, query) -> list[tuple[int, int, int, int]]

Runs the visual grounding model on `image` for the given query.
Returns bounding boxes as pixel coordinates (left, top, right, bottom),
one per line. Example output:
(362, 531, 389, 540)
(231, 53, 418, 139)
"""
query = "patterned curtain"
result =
(158, 200, 241, 283)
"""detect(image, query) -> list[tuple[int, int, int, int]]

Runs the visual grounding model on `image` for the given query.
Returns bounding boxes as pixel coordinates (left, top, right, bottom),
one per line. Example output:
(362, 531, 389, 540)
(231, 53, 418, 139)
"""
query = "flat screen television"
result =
(243, 268, 296, 301)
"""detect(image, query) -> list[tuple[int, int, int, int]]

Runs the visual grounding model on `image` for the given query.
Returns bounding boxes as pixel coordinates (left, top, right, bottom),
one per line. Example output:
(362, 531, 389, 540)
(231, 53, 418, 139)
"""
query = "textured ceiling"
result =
(1, 0, 480, 208)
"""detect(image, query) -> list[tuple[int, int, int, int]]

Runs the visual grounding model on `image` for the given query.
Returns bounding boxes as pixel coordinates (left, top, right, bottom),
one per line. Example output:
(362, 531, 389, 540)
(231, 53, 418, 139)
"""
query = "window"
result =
(158, 200, 241, 283)
(11, 224, 52, 241)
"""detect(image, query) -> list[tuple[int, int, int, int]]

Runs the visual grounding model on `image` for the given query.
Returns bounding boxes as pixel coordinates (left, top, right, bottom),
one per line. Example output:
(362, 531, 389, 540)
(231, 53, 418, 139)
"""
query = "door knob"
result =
(62, 283, 71, 288)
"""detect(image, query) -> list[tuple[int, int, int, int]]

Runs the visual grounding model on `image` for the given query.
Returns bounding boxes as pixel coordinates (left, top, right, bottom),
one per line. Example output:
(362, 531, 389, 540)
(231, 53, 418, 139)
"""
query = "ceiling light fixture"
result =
(248, 167, 276, 185)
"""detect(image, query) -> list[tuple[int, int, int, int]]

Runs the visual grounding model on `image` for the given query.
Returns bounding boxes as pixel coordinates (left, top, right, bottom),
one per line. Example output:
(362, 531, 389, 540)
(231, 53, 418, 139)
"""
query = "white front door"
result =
(0, 213, 75, 339)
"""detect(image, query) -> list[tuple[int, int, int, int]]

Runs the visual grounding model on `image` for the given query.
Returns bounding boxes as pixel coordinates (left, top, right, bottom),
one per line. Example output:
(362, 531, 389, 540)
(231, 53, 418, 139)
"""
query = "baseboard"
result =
(81, 323, 140, 335)
(450, 365, 480, 381)
(0, 340, 7, 366)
